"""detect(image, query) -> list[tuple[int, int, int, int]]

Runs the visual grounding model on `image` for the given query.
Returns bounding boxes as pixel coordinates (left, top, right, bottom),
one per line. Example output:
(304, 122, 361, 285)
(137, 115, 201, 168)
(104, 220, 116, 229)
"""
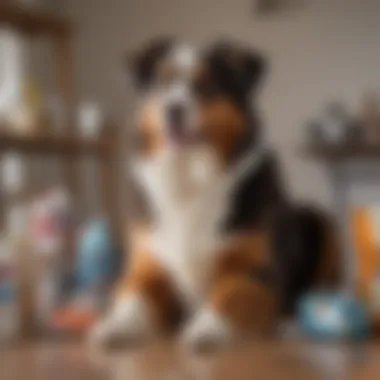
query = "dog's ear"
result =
(125, 37, 174, 89)
(207, 41, 267, 97)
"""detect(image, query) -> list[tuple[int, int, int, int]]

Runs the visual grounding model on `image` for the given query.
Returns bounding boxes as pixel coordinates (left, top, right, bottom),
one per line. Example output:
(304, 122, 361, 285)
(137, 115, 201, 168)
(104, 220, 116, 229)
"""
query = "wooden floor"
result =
(1, 340, 380, 380)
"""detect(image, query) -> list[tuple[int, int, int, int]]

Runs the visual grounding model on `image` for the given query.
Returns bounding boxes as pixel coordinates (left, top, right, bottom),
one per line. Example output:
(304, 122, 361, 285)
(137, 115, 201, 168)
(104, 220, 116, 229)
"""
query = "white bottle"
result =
(78, 102, 104, 139)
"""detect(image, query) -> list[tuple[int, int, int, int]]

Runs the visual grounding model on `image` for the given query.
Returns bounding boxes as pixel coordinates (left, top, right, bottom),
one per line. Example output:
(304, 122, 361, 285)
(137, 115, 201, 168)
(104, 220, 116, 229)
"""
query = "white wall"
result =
(58, 0, 380, 208)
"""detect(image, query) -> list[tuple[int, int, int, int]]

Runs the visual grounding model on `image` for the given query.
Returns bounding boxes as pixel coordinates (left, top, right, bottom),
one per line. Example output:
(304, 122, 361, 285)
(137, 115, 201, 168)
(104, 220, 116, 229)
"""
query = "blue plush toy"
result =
(75, 219, 121, 292)
(298, 292, 370, 340)
(49, 219, 122, 332)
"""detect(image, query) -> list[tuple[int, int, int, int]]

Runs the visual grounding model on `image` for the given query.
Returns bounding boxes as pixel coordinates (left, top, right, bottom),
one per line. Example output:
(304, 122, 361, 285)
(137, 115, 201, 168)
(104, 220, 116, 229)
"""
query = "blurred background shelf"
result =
(0, 132, 110, 156)
(0, 3, 70, 36)
(303, 144, 380, 161)
(0, 3, 123, 341)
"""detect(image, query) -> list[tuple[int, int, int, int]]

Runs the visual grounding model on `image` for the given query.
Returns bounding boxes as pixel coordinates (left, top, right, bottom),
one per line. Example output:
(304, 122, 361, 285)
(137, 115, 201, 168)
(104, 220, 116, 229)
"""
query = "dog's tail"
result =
(272, 204, 342, 314)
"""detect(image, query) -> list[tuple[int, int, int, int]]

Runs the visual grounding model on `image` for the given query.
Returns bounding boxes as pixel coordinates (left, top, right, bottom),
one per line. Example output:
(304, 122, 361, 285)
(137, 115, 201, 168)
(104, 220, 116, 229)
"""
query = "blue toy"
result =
(298, 292, 370, 341)
(75, 219, 121, 293)
(49, 219, 122, 333)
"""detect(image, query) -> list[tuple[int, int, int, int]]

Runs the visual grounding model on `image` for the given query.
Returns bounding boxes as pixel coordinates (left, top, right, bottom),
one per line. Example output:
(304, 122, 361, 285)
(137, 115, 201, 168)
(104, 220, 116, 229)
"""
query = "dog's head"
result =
(127, 38, 267, 164)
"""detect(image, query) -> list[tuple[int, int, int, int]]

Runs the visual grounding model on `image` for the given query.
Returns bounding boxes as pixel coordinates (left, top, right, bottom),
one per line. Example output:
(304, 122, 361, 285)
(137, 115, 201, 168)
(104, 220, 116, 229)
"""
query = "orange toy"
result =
(51, 306, 98, 333)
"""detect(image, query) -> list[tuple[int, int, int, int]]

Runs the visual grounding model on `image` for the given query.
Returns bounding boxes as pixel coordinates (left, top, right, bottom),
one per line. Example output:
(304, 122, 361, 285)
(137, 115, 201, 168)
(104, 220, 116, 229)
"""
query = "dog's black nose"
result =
(167, 103, 186, 130)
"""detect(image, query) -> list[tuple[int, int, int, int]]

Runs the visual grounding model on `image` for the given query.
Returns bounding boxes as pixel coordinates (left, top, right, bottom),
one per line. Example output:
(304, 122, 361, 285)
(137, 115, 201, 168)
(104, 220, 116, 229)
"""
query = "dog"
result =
(89, 38, 341, 350)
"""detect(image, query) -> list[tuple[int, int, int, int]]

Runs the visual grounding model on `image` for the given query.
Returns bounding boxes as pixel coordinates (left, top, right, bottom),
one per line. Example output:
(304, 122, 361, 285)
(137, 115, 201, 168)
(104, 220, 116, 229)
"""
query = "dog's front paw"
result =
(87, 319, 115, 347)
(87, 294, 154, 348)
(181, 308, 234, 352)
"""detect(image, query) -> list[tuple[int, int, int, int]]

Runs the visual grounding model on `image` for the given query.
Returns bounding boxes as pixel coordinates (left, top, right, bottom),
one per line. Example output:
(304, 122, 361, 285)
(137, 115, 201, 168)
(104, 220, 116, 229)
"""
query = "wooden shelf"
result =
(303, 144, 380, 161)
(0, 3, 70, 36)
(0, 133, 109, 157)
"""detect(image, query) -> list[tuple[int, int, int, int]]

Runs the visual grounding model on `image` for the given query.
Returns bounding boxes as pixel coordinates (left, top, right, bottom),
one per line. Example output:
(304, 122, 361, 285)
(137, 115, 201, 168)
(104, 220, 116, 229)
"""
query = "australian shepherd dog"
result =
(89, 38, 340, 351)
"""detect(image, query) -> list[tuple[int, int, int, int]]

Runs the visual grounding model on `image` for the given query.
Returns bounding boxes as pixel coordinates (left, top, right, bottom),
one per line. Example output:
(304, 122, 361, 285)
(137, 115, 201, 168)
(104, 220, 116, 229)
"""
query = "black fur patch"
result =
(203, 41, 267, 108)
(223, 151, 284, 232)
(127, 37, 173, 89)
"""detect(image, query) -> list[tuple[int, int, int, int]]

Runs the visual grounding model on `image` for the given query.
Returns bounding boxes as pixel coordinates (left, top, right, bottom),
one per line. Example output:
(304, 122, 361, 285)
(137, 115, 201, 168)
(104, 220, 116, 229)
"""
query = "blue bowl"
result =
(298, 292, 370, 340)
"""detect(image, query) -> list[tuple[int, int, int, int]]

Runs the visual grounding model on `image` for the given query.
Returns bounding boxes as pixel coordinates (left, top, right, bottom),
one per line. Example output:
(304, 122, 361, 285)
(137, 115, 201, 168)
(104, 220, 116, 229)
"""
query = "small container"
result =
(78, 103, 104, 139)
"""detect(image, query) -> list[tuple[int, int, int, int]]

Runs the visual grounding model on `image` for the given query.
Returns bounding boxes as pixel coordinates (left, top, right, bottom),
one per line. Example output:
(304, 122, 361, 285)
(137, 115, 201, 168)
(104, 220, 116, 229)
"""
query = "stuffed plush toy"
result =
(50, 219, 120, 334)
(75, 219, 120, 293)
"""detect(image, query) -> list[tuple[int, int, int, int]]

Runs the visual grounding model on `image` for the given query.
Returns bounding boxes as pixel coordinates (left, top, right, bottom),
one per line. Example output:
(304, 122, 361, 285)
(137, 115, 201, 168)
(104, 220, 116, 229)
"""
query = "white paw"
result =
(181, 308, 234, 352)
(87, 319, 115, 346)
(87, 294, 154, 347)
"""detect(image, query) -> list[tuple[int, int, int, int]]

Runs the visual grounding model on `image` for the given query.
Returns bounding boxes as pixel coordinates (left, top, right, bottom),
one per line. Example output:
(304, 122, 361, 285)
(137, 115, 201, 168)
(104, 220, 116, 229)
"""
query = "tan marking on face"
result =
(199, 98, 245, 164)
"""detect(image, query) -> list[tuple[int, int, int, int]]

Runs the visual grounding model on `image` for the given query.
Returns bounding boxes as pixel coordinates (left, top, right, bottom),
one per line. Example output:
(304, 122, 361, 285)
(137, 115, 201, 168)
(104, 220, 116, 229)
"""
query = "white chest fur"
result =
(133, 148, 231, 309)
